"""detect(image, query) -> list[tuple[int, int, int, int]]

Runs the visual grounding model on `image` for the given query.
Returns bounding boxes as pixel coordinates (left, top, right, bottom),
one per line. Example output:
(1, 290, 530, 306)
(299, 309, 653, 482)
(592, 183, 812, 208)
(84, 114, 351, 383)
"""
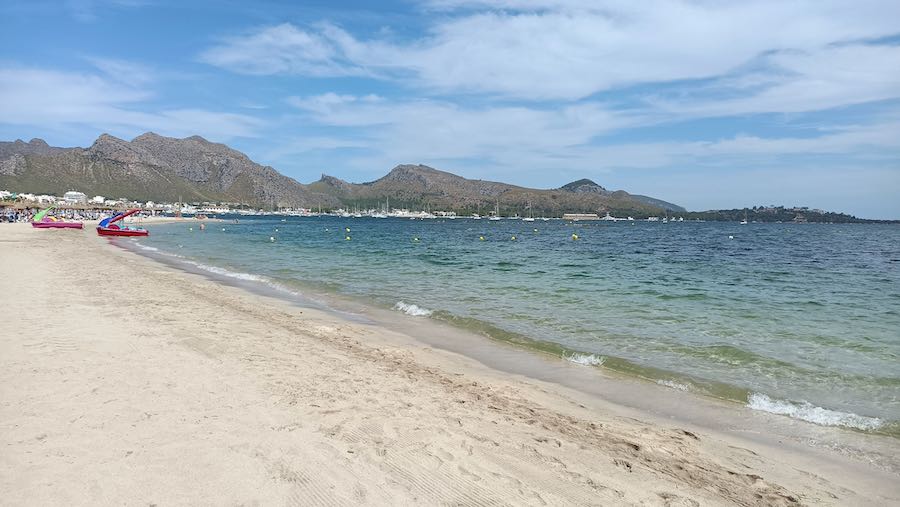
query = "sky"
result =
(1, 0, 899, 218)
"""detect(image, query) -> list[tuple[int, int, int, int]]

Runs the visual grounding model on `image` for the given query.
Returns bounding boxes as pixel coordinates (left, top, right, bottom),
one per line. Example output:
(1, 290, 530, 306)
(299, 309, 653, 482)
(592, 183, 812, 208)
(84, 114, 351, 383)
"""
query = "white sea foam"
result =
(657, 379, 689, 391)
(180, 260, 300, 297)
(747, 393, 884, 431)
(133, 242, 183, 259)
(189, 262, 268, 282)
(563, 352, 605, 367)
(394, 301, 433, 317)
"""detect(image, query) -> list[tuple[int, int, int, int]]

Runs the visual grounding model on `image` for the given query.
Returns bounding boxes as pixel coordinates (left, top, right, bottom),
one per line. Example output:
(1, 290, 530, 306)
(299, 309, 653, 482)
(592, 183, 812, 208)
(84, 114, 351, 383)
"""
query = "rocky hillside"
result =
(308, 165, 682, 216)
(0, 133, 339, 208)
(1, 133, 682, 215)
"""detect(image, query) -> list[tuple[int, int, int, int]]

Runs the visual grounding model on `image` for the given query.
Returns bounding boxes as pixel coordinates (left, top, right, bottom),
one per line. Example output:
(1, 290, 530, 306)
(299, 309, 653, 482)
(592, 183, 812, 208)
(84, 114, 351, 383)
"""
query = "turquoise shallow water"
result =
(137, 217, 900, 434)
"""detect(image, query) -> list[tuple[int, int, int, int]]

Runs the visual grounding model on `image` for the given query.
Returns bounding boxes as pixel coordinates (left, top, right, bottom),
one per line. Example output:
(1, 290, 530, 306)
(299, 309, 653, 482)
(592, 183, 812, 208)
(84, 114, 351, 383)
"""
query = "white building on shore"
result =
(63, 191, 87, 204)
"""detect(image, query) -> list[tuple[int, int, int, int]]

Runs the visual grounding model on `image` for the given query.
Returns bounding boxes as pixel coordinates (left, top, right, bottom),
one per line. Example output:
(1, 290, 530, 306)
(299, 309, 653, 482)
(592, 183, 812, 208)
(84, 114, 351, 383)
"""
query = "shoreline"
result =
(123, 230, 900, 470)
(2, 223, 898, 505)
(127, 222, 900, 440)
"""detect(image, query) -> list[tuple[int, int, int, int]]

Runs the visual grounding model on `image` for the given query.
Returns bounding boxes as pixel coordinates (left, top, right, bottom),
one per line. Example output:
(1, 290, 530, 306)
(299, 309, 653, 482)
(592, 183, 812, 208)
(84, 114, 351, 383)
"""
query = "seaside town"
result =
(0, 188, 599, 221)
(0, 189, 466, 221)
(1, 188, 840, 224)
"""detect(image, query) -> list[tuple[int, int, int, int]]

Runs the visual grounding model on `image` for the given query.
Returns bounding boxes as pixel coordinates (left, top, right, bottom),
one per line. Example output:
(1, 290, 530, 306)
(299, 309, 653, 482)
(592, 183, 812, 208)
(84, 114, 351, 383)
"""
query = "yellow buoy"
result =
(270, 236, 275, 242)
(413, 237, 419, 242)
(345, 236, 351, 241)
(479, 236, 485, 241)
(572, 233, 579, 240)
(511, 235, 516, 241)
(345, 227, 350, 232)
(533, 228, 538, 232)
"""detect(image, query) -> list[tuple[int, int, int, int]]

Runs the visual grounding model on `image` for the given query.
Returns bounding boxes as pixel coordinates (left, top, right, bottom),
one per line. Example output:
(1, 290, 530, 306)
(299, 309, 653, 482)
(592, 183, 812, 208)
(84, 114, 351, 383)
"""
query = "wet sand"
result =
(1, 223, 897, 506)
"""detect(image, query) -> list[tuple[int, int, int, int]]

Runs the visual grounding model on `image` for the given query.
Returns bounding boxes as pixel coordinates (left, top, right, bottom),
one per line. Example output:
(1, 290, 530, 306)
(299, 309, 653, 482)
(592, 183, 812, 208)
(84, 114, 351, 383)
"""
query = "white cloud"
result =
(199, 23, 368, 77)
(286, 92, 383, 114)
(286, 93, 632, 163)
(648, 44, 900, 116)
(201, 1, 900, 102)
(283, 93, 900, 178)
(580, 122, 900, 171)
(0, 66, 263, 142)
(83, 56, 156, 87)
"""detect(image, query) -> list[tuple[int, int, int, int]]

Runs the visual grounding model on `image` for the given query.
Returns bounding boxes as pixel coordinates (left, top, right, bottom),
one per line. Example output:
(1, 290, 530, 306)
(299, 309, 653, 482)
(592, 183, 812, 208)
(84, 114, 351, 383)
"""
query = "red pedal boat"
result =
(97, 209, 149, 237)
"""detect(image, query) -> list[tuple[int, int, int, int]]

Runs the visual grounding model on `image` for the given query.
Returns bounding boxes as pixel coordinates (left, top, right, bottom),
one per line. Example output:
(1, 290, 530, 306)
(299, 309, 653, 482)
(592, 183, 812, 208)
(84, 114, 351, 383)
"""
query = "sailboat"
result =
(522, 201, 535, 222)
(740, 210, 748, 225)
(489, 198, 502, 221)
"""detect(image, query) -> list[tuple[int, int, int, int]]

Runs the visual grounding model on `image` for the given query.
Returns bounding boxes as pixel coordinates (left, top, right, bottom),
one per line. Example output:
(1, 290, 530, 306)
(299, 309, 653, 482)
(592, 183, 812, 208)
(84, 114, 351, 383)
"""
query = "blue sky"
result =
(1, 0, 899, 217)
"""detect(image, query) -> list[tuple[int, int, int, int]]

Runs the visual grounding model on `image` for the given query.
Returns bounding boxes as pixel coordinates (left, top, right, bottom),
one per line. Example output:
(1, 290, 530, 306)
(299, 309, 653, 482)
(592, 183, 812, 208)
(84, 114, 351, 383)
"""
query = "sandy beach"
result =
(1, 224, 898, 506)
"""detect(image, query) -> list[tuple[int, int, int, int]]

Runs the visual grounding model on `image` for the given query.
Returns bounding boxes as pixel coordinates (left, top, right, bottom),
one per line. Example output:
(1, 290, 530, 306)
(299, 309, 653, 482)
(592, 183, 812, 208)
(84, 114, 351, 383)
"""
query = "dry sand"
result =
(1, 224, 897, 506)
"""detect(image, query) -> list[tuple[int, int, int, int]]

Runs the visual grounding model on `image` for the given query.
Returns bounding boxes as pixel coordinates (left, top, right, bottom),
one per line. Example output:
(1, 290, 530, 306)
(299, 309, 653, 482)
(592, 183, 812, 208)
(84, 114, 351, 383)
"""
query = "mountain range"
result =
(0, 132, 683, 216)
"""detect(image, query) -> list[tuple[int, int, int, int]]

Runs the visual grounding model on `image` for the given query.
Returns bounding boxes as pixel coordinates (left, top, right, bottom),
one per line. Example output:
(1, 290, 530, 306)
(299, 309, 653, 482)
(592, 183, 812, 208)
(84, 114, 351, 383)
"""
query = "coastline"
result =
(2, 223, 898, 505)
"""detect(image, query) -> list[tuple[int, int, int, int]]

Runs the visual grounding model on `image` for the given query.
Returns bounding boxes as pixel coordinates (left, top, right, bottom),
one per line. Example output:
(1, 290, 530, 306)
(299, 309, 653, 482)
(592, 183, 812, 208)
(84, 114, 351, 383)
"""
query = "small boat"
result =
(97, 209, 149, 237)
(523, 202, 535, 222)
(489, 199, 502, 220)
(31, 206, 83, 229)
(32, 221, 83, 229)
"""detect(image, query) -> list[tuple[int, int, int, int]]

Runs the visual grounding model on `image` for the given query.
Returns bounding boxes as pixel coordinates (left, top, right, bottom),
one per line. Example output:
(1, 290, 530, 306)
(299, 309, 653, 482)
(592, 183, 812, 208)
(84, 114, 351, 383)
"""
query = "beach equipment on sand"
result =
(31, 206, 84, 229)
(32, 206, 52, 222)
(96, 209, 149, 237)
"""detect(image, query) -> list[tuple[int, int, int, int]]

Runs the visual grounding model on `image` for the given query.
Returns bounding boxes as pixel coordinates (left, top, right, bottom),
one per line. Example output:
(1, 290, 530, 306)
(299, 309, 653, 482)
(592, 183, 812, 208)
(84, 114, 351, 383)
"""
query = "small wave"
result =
(132, 241, 184, 259)
(181, 260, 300, 297)
(563, 352, 605, 367)
(394, 301, 433, 317)
(657, 380, 689, 391)
(747, 393, 884, 431)
(188, 261, 268, 282)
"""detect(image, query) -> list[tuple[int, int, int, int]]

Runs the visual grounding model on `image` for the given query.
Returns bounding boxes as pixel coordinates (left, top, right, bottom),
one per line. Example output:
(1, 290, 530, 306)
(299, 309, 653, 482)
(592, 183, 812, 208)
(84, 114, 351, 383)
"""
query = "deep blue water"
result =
(137, 217, 900, 434)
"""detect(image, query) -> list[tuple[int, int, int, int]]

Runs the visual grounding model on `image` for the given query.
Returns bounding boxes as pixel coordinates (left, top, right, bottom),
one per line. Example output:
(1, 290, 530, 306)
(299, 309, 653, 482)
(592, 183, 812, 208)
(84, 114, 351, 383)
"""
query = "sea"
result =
(133, 216, 900, 436)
